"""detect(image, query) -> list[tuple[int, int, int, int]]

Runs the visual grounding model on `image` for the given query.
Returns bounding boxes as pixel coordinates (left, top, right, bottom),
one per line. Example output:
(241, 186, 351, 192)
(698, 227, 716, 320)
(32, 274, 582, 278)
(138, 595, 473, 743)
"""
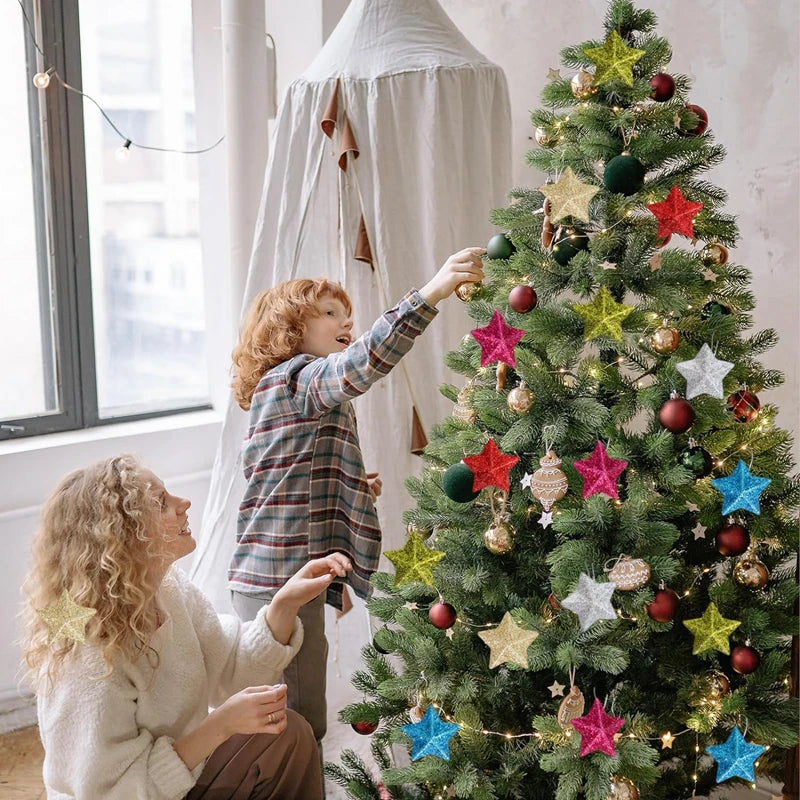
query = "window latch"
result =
(0, 424, 25, 433)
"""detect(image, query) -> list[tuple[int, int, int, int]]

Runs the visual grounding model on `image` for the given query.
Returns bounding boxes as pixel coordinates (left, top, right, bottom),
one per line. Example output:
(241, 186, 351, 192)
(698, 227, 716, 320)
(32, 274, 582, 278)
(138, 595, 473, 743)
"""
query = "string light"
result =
(32, 67, 54, 89)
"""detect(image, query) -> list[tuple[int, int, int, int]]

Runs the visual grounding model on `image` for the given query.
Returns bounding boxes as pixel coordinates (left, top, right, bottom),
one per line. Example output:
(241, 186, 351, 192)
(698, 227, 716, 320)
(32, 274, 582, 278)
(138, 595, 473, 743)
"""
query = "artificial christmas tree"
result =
(327, 3, 799, 798)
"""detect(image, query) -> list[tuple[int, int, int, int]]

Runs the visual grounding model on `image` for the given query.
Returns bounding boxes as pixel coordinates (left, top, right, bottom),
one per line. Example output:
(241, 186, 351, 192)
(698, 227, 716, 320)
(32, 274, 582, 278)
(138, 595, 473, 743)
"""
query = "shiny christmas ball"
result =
(733, 556, 769, 590)
(727, 389, 760, 423)
(649, 324, 680, 354)
(372, 628, 391, 654)
(455, 281, 482, 302)
(702, 242, 729, 265)
(487, 233, 516, 260)
(659, 393, 695, 433)
(715, 522, 750, 557)
(646, 588, 680, 623)
(679, 444, 713, 478)
(701, 299, 732, 319)
(603, 154, 646, 196)
(507, 384, 535, 414)
(731, 643, 760, 674)
(429, 602, 457, 630)
(534, 126, 556, 148)
(551, 229, 590, 266)
(678, 104, 709, 136)
(707, 670, 731, 697)
(649, 72, 676, 102)
(483, 519, 516, 554)
(571, 69, 596, 99)
(508, 284, 538, 313)
(531, 449, 569, 511)
(351, 720, 379, 735)
(442, 462, 480, 503)
(605, 776, 640, 800)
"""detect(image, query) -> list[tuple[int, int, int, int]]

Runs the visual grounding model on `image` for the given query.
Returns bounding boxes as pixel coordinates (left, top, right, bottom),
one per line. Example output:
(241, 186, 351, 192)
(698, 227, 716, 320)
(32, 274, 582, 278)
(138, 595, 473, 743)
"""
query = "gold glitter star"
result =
(583, 30, 645, 87)
(572, 286, 634, 342)
(539, 167, 599, 223)
(683, 602, 741, 655)
(478, 611, 538, 669)
(547, 67, 562, 81)
(385, 533, 445, 587)
(37, 590, 97, 645)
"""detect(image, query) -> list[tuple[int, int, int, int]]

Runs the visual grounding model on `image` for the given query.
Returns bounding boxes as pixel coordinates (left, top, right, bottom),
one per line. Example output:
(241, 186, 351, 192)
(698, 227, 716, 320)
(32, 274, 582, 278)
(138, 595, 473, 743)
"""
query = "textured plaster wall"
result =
(439, 0, 800, 457)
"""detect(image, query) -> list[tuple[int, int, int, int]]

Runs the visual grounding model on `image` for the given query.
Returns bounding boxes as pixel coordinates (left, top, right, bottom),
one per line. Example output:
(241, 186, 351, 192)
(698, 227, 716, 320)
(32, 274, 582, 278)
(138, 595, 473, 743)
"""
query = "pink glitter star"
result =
(571, 698, 625, 757)
(471, 310, 525, 368)
(573, 441, 628, 500)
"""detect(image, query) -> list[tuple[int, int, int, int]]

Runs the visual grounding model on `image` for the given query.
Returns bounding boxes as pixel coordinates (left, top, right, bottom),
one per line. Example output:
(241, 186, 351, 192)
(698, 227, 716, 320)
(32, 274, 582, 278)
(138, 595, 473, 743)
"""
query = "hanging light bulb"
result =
(33, 68, 54, 89)
(115, 139, 132, 162)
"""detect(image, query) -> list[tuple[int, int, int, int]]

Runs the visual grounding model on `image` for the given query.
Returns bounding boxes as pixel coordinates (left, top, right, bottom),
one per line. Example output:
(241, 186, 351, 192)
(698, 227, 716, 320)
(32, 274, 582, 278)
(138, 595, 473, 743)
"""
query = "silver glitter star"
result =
(561, 573, 617, 631)
(692, 522, 707, 540)
(548, 680, 566, 697)
(539, 510, 554, 529)
(676, 343, 734, 399)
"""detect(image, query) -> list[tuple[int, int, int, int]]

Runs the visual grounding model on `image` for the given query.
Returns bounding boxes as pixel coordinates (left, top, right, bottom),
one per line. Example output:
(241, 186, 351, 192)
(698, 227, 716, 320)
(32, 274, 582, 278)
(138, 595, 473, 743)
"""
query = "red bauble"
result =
(727, 389, 760, 423)
(715, 523, 750, 557)
(682, 104, 708, 135)
(731, 644, 760, 674)
(548, 592, 560, 611)
(428, 602, 457, 630)
(659, 393, 695, 433)
(508, 284, 538, 313)
(650, 72, 676, 102)
(646, 588, 680, 623)
(351, 720, 379, 735)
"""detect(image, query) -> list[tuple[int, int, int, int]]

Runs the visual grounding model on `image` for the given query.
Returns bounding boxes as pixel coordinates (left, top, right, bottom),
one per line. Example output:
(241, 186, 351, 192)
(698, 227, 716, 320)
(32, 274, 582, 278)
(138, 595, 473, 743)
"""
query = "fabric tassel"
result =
(411, 405, 428, 455)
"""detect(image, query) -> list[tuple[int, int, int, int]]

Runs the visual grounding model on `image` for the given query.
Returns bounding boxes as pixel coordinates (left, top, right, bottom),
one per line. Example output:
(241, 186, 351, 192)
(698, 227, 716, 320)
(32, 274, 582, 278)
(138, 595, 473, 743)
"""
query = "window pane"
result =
(0, 7, 57, 421)
(79, 0, 209, 417)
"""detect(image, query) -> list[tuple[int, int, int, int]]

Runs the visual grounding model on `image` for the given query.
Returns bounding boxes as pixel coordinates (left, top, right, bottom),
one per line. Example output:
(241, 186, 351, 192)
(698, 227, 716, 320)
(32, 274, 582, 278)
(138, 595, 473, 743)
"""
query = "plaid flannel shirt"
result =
(229, 289, 438, 609)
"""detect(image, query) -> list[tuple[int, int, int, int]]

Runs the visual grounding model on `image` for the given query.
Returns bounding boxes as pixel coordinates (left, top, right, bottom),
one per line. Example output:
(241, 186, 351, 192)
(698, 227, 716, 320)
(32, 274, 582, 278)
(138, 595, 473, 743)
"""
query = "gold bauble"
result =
(702, 242, 729, 265)
(507, 384, 534, 414)
(534, 126, 556, 148)
(648, 324, 680, 354)
(531, 449, 569, 511)
(452, 387, 477, 425)
(570, 68, 596, 99)
(606, 776, 640, 800)
(557, 684, 585, 728)
(455, 281, 481, 302)
(733, 555, 769, 590)
(707, 670, 731, 697)
(483, 519, 516, 555)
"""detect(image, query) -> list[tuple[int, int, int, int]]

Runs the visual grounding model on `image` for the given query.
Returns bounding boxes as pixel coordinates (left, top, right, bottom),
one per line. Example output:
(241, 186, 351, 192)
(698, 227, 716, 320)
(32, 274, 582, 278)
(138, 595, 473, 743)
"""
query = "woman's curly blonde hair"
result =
(21, 455, 164, 692)
(231, 278, 352, 410)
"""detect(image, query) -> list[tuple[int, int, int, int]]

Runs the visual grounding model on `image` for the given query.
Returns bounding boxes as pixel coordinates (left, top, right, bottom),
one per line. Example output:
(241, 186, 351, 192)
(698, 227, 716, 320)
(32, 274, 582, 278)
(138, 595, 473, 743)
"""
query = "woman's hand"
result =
(367, 471, 382, 502)
(213, 684, 289, 738)
(419, 247, 486, 306)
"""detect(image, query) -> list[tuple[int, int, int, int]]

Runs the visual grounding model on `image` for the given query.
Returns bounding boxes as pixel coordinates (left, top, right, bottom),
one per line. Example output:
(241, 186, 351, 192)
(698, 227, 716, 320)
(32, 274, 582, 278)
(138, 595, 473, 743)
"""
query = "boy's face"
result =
(300, 294, 353, 358)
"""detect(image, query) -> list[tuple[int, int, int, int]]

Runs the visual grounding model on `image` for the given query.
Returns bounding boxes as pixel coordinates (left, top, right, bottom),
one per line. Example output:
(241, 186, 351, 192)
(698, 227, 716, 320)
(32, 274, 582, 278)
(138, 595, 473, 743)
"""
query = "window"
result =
(1, 0, 209, 439)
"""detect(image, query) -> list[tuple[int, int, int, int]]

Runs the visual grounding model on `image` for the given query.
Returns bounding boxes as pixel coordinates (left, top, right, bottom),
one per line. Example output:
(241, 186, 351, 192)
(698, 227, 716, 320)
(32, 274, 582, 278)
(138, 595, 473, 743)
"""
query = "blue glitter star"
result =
(400, 705, 461, 761)
(706, 726, 765, 783)
(711, 459, 771, 515)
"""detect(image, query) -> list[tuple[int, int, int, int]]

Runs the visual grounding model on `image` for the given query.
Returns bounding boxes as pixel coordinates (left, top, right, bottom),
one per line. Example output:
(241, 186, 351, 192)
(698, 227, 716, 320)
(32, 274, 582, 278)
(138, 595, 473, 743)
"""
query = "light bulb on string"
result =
(33, 67, 54, 89)
(115, 139, 132, 162)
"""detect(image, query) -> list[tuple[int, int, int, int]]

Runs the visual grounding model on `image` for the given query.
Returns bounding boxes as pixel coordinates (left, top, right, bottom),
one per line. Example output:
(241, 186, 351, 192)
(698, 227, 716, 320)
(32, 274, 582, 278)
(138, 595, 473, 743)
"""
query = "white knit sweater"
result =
(37, 567, 304, 800)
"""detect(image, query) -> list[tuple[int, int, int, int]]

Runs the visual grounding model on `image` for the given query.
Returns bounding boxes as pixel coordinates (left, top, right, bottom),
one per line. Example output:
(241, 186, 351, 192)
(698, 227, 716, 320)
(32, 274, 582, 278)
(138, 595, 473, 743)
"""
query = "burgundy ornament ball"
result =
(646, 588, 680, 623)
(428, 602, 457, 630)
(351, 720, 379, 735)
(650, 72, 676, 102)
(508, 284, 538, 313)
(727, 389, 761, 423)
(659, 393, 695, 433)
(548, 592, 561, 611)
(731, 644, 760, 675)
(681, 104, 709, 135)
(715, 523, 750, 557)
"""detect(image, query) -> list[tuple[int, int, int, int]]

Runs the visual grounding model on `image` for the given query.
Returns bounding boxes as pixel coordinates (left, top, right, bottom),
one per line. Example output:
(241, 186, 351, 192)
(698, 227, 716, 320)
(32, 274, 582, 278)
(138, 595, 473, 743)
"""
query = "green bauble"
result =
(442, 462, 480, 503)
(487, 233, 516, 260)
(551, 229, 590, 265)
(679, 444, 713, 478)
(603, 154, 646, 196)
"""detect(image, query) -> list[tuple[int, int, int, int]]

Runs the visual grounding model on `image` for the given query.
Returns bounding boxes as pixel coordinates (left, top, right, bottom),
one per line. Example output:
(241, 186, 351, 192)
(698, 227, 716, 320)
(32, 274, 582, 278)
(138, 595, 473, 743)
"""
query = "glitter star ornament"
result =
(400, 705, 461, 761)
(682, 602, 741, 655)
(463, 438, 520, 493)
(539, 510, 554, 529)
(676, 344, 734, 399)
(647, 186, 704, 239)
(706, 727, 766, 783)
(37, 590, 97, 645)
(478, 611, 539, 669)
(573, 441, 628, 499)
(539, 167, 600, 223)
(471, 310, 525, 368)
(573, 287, 634, 342)
(385, 532, 445, 587)
(584, 30, 645, 87)
(711, 459, 772, 515)
(571, 698, 626, 757)
(561, 573, 617, 631)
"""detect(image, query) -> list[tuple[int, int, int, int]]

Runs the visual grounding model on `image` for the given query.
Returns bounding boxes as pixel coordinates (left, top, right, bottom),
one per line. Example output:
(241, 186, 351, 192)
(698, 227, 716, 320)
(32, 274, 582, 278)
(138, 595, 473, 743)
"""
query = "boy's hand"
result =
(367, 471, 382, 502)
(419, 247, 486, 306)
(273, 553, 352, 612)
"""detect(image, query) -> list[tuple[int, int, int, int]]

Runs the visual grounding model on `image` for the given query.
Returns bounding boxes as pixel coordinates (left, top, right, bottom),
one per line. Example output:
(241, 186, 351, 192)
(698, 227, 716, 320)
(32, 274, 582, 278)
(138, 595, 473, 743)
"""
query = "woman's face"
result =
(141, 469, 195, 566)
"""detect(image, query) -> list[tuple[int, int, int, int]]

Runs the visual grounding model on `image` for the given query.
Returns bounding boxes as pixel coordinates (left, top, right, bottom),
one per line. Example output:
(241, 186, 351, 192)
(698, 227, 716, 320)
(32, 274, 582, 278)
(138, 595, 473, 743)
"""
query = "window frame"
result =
(1, 0, 211, 441)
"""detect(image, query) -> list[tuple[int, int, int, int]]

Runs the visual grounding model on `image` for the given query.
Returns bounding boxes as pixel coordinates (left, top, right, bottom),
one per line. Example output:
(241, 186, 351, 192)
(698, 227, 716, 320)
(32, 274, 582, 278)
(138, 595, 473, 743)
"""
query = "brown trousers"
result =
(186, 709, 323, 800)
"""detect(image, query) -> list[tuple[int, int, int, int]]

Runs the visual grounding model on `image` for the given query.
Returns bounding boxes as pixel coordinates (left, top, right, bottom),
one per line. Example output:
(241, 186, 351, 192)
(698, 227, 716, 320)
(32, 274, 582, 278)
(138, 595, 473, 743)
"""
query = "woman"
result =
(22, 454, 351, 799)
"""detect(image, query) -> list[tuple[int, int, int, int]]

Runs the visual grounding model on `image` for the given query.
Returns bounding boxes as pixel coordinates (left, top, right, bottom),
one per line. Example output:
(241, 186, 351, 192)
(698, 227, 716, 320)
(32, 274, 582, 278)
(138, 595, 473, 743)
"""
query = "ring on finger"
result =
(267, 712, 276, 724)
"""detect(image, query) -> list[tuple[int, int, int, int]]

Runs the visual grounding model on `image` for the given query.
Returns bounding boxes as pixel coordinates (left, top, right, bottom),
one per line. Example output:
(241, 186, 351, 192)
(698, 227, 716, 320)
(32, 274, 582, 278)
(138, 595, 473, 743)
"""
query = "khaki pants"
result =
(186, 709, 322, 799)
(231, 591, 328, 743)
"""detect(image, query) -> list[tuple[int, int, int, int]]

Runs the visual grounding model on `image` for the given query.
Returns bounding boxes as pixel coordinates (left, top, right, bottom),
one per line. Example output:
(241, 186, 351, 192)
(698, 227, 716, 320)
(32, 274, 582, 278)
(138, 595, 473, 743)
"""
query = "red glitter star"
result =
(471, 310, 525, 368)
(646, 185, 704, 239)
(463, 439, 520, 492)
(573, 441, 628, 499)
(571, 698, 625, 757)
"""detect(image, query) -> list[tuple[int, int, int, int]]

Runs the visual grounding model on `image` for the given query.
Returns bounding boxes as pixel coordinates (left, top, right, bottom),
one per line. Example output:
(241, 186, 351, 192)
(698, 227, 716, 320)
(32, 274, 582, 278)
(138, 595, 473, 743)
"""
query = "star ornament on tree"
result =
(711, 459, 772, 515)
(571, 698, 626, 757)
(463, 438, 520, 493)
(478, 611, 539, 669)
(385, 532, 445, 588)
(400, 705, 461, 761)
(538, 167, 599, 223)
(706, 727, 766, 783)
(583, 30, 645, 87)
(682, 602, 741, 655)
(561, 573, 617, 631)
(573, 441, 628, 499)
(471, 310, 525, 368)
(572, 286, 634, 342)
(676, 343, 734, 399)
(647, 185, 704, 239)
(37, 590, 97, 645)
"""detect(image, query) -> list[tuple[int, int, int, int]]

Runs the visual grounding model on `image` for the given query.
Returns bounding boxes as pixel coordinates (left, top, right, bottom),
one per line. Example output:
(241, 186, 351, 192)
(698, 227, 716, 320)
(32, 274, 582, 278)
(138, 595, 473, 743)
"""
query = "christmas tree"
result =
(327, 3, 799, 798)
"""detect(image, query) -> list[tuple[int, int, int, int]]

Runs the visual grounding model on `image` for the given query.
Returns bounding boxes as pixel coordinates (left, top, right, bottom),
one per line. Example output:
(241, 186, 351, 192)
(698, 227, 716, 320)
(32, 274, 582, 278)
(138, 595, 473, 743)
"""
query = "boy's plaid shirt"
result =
(229, 290, 438, 609)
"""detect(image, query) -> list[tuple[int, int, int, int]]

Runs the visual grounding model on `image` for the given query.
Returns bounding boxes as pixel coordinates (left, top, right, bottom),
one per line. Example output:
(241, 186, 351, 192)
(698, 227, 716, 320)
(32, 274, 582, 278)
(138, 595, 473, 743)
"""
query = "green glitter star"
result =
(584, 31, 645, 87)
(572, 286, 634, 342)
(683, 602, 741, 655)
(385, 532, 445, 587)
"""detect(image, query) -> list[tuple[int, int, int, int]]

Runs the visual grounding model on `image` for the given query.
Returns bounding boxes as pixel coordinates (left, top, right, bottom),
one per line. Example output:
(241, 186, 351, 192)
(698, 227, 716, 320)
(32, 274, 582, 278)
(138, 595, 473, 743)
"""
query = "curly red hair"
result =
(232, 278, 352, 410)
